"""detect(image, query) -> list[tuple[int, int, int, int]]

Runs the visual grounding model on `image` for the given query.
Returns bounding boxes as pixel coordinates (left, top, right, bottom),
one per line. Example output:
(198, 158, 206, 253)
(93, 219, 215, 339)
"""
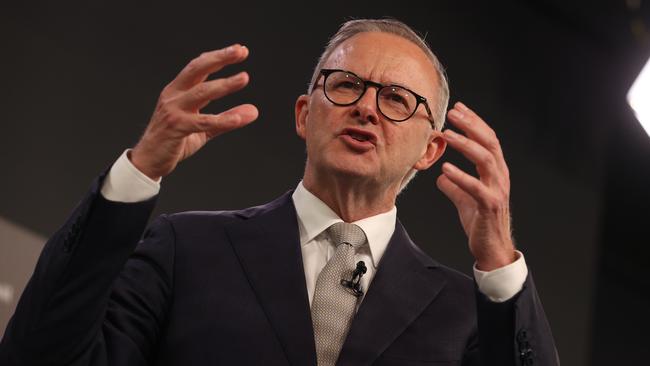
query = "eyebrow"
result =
(344, 69, 421, 94)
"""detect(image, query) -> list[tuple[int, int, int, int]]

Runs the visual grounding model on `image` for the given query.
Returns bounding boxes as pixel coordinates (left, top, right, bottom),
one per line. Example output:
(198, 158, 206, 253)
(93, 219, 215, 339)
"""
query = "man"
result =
(0, 18, 558, 365)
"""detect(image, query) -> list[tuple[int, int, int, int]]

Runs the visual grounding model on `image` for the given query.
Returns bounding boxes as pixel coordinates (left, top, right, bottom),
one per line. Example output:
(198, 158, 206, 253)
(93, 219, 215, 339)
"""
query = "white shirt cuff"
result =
(473, 250, 528, 303)
(100, 149, 161, 202)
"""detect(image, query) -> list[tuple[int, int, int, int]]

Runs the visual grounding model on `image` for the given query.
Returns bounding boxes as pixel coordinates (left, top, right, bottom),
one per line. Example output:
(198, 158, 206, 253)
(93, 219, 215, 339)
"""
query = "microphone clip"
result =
(341, 261, 367, 298)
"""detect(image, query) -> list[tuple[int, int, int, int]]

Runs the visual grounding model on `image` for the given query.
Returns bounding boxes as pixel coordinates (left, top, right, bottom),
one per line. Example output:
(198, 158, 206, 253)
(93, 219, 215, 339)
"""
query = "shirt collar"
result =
(291, 181, 397, 268)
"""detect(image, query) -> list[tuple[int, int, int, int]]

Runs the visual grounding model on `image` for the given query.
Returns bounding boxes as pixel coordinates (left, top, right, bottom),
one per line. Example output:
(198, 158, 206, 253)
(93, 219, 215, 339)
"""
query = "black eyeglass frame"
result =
(314, 68, 437, 129)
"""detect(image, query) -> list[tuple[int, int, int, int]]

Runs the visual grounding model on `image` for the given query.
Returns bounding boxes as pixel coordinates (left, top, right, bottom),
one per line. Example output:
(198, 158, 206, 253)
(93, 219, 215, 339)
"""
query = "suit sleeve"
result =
(0, 173, 176, 366)
(463, 273, 559, 366)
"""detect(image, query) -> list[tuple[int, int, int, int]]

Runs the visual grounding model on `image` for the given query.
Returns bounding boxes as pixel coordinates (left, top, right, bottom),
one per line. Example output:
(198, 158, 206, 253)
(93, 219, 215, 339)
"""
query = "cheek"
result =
(307, 103, 343, 140)
(304, 105, 333, 149)
(304, 102, 322, 135)
(384, 127, 415, 149)
(384, 128, 428, 161)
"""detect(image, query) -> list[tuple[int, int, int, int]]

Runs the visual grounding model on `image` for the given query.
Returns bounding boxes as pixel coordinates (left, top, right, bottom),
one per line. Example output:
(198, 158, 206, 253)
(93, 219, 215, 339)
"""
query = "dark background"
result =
(1, 0, 649, 364)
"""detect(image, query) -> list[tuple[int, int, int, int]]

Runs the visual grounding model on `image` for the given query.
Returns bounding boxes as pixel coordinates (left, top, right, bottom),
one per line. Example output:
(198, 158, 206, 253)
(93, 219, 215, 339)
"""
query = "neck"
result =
(302, 165, 399, 222)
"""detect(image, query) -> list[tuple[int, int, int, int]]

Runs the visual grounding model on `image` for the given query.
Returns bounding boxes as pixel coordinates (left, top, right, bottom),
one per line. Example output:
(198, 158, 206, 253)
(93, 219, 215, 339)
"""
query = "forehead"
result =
(324, 32, 439, 100)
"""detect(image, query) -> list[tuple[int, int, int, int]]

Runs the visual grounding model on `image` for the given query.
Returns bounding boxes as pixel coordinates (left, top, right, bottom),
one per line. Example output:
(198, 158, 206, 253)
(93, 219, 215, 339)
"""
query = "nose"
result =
(351, 87, 379, 125)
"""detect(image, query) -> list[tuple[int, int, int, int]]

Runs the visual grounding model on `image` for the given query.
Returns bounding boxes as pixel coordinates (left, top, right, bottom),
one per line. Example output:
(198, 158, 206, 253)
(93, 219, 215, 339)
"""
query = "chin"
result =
(327, 159, 378, 182)
(307, 144, 380, 182)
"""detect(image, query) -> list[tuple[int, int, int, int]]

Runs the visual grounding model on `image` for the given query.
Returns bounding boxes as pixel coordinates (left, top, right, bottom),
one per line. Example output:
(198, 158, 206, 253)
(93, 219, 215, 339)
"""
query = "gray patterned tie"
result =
(311, 222, 367, 366)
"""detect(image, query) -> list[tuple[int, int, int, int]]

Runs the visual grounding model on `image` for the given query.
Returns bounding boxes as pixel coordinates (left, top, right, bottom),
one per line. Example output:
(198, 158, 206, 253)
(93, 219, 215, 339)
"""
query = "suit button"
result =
(520, 348, 534, 365)
(517, 328, 534, 365)
(517, 328, 529, 342)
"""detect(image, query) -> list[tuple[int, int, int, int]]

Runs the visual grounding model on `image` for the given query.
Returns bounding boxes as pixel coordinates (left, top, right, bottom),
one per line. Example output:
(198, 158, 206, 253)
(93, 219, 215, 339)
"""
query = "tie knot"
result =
(327, 222, 366, 249)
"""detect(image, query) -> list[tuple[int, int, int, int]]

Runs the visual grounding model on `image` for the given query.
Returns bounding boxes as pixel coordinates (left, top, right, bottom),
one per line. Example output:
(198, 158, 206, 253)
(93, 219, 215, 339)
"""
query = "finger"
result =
(441, 162, 494, 208)
(436, 173, 475, 209)
(446, 102, 509, 175)
(446, 102, 505, 162)
(169, 45, 249, 91)
(176, 71, 250, 111)
(443, 129, 501, 184)
(183, 103, 259, 137)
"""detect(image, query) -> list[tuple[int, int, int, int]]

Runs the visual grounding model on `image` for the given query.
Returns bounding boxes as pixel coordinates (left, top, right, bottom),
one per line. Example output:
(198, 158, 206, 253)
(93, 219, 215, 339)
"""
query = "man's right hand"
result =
(130, 44, 258, 181)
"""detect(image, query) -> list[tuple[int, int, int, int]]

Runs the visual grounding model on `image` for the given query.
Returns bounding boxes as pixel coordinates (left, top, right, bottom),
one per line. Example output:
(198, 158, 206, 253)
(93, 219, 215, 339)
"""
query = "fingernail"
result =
(456, 102, 469, 112)
(442, 162, 455, 173)
(449, 109, 464, 120)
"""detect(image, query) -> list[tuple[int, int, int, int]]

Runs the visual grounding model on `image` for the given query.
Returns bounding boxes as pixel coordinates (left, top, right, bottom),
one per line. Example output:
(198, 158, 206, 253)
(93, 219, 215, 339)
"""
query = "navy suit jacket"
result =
(0, 174, 558, 365)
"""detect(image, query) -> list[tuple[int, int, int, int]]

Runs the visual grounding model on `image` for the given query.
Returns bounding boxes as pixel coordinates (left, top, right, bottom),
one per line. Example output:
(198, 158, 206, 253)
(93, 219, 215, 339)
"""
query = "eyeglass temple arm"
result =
(421, 100, 437, 130)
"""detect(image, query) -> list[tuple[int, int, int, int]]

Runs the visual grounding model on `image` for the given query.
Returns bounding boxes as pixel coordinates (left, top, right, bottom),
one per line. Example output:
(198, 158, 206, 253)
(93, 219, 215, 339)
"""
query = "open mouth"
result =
(340, 128, 377, 145)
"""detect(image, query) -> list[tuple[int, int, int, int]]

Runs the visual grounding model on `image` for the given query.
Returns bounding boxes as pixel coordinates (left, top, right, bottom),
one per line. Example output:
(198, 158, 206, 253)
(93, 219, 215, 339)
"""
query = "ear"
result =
(413, 131, 447, 171)
(295, 94, 310, 140)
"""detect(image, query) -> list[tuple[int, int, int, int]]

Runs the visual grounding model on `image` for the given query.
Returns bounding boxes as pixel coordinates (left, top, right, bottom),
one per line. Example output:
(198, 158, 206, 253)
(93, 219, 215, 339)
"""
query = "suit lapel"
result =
(226, 193, 316, 366)
(337, 221, 448, 366)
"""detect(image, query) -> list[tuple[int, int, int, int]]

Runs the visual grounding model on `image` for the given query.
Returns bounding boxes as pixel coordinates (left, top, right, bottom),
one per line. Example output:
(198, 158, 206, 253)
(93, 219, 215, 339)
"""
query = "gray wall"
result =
(0, 218, 45, 341)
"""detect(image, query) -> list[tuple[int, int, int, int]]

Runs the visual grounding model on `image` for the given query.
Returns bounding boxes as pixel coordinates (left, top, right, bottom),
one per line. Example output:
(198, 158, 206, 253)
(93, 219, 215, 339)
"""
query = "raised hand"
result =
(131, 44, 259, 180)
(436, 102, 516, 271)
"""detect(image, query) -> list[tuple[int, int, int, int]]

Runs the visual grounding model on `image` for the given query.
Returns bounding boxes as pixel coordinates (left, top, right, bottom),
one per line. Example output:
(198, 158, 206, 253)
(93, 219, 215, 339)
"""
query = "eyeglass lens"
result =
(324, 71, 418, 121)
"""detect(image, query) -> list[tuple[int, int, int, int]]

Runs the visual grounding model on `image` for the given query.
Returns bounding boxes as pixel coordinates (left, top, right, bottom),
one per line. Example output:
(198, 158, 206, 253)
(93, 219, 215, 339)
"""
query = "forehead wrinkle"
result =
(324, 33, 439, 102)
(327, 43, 401, 82)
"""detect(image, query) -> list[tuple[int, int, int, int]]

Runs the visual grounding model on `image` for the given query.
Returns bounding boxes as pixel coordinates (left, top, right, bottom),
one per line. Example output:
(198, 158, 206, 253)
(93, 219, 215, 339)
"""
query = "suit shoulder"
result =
(160, 191, 293, 229)
(434, 262, 474, 289)
(398, 222, 475, 292)
(407, 240, 473, 286)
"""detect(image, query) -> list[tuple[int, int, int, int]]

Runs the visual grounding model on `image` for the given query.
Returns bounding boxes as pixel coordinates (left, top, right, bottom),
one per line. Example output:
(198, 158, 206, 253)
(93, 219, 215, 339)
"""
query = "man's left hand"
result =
(436, 102, 516, 271)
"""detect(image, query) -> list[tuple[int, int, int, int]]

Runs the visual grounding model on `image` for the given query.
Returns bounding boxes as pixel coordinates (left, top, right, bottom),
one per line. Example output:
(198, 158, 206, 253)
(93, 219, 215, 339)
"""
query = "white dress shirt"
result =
(101, 149, 528, 303)
(292, 182, 395, 305)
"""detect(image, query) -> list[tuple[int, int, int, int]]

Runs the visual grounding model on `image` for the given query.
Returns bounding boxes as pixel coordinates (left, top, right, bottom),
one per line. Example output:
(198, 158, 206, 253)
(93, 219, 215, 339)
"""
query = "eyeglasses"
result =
(314, 69, 436, 129)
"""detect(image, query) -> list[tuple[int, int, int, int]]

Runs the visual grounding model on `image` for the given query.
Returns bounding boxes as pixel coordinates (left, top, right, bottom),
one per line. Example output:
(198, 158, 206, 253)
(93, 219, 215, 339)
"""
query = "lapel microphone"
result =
(340, 261, 367, 297)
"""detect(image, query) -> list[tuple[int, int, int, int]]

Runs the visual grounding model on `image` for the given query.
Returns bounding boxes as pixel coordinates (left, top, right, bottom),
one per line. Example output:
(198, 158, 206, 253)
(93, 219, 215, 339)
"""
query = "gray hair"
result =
(308, 18, 449, 192)
(308, 18, 449, 131)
